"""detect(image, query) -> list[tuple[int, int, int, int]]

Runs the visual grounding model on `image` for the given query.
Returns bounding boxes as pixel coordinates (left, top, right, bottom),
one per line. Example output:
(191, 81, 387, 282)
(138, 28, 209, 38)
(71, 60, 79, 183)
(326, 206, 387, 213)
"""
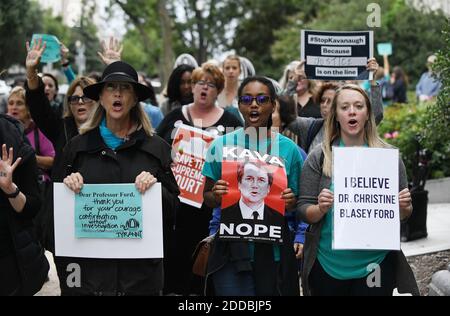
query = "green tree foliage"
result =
(272, 0, 446, 83)
(232, 0, 321, 78)
(420, 19, 450, 178)
(0, 0, 42, 71)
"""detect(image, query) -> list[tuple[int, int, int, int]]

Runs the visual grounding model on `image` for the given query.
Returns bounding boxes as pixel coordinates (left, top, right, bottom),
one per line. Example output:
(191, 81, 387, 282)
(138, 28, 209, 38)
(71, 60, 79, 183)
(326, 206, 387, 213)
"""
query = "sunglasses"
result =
(68, 95, 93, 105)
(238, 95, 272, 106)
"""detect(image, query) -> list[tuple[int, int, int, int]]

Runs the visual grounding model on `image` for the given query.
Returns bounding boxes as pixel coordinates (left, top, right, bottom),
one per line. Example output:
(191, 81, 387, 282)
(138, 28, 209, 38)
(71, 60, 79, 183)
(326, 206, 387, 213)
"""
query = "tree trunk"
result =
(158, 0, 175, 87)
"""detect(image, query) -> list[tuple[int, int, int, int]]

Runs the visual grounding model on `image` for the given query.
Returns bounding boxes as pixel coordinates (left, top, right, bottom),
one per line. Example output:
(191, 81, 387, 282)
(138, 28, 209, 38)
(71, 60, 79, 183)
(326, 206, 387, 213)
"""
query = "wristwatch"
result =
(4, 186, 20, 199)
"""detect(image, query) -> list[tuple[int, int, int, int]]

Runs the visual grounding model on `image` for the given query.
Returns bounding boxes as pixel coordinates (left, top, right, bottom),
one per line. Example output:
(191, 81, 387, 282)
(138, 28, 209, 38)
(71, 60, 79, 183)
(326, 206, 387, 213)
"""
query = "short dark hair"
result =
(237, 161, 273, 188)
(238, 76, 277, 102)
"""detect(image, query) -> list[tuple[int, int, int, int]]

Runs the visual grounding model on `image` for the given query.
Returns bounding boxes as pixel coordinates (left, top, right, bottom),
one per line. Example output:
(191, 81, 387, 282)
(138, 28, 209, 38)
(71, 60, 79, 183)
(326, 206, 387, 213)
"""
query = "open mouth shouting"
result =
(249, 111, 260, 123)
(112, 100, 123, 112)
(348, 119, 359, 129)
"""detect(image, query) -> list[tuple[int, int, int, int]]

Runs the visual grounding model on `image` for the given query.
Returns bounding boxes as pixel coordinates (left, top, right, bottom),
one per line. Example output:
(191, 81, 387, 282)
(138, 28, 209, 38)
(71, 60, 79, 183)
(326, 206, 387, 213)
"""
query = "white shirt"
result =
(239, 199, 264, 220)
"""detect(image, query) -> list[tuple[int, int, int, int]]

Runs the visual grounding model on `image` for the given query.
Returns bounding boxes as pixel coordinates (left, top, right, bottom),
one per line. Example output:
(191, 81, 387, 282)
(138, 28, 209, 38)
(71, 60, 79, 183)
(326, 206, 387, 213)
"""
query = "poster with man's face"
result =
(220, 147, 287, 244)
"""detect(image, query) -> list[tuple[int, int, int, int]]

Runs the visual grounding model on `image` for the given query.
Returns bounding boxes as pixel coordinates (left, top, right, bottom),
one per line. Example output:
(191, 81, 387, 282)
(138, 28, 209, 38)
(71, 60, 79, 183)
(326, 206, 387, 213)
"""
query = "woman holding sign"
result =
(57, 61, 180, 296)
(298, 84, 418, 296)
(202, 77, 303, 296)
(157, 63, 242, 295)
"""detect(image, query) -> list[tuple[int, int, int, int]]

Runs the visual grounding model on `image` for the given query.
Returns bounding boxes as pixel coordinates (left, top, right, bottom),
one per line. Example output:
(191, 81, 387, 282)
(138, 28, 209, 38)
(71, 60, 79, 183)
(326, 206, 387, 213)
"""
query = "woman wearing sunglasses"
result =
(157, 63, 242, 295)
(56, 61, 180, 296)
(202, 76, 303, 296)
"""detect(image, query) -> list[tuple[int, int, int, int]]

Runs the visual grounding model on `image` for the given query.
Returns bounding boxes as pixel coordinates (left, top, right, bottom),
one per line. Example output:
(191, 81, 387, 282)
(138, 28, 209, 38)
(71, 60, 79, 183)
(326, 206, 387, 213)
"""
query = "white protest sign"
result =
(333, 147, 400, 250)
(54, 183, 163, 259)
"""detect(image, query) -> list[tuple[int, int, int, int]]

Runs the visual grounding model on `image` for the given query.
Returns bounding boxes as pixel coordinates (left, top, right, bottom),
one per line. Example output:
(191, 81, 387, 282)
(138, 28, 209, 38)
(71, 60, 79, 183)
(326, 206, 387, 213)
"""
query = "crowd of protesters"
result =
(0, 34, 442, 296)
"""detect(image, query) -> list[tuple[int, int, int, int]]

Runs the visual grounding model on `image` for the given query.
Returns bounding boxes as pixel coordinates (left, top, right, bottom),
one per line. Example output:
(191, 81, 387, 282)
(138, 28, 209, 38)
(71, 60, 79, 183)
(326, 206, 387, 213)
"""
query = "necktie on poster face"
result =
(252, 211, 259, 221)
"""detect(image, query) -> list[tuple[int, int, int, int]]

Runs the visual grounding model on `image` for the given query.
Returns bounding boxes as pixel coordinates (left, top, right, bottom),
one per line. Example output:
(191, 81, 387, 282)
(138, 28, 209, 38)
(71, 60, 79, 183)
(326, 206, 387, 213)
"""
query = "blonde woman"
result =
(57, 61, 180, 296)
(217, 55, 241, 109)
(298, 84, 419, 296)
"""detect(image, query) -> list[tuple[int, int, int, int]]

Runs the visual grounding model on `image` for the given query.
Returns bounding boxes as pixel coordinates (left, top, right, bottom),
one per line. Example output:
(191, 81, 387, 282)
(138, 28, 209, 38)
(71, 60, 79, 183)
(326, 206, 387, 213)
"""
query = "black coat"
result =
(54, 127, 180, 296)
(25, 78, 79, 181)
(0, 114, 49, 295)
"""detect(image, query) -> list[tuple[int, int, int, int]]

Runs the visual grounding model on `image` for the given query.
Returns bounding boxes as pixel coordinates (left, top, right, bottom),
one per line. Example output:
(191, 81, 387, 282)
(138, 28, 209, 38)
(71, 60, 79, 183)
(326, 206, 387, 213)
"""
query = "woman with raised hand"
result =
(0, 114, 49, 296)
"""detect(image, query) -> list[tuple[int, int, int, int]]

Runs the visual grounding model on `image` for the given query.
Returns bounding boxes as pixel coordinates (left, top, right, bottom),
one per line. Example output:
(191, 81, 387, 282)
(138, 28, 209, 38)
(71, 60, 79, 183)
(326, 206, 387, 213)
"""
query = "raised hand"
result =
(0, 144, 22, 194)
(60, 43, 70, 65)
(26, 39, 46, 71)
(367, 57, 379, 76)
(98, 37, 123, 65)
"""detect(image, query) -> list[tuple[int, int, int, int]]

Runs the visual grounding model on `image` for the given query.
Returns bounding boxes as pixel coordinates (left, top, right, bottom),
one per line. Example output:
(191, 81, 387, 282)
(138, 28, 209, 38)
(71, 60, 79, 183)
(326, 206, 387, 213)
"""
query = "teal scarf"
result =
(99, 117, 125, 150)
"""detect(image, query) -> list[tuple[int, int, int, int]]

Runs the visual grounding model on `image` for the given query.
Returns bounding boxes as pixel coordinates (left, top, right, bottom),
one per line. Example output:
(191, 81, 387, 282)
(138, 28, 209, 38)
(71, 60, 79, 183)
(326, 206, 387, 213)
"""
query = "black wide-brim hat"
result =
(83, 61, 152, 102)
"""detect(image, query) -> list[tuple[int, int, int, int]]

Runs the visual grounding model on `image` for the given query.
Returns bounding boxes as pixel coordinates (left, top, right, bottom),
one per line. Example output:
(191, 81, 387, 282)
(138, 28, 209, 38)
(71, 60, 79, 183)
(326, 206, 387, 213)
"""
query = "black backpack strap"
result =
(305, 119, 324, 153)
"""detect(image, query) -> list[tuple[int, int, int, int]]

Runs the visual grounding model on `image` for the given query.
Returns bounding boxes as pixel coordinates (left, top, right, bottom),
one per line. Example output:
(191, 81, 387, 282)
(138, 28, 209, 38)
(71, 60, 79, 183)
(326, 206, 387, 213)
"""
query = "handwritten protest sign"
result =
(377, 42, 392, 56)
(333, 147, 400, 250)
(301, 30, 373, 80)
(74, 184, 142, 239)
(171, 123, 216, 208)
(220, 147, 287, 244)
(54, 183, 163, 259)
(31, 34, 61, 64)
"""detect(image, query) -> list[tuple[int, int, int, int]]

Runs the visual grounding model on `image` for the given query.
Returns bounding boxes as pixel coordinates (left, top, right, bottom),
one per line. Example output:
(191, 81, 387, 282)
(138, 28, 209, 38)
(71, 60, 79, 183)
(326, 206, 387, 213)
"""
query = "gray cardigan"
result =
(297, 141, 420, 296)
(288, 85, 383, 152)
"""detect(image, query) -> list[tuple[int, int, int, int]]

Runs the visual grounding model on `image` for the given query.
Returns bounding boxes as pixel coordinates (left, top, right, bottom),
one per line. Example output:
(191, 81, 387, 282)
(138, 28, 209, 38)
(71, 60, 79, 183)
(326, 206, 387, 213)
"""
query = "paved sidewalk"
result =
(36, 203, 450, 296)
(401, 204, 450, 257)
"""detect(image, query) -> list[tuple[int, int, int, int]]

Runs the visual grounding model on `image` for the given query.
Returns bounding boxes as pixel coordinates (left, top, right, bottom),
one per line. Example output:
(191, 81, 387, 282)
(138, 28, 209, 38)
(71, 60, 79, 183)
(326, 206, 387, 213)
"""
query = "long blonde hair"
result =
(79, 91, 153, 137)
(322, 84, 389, 177)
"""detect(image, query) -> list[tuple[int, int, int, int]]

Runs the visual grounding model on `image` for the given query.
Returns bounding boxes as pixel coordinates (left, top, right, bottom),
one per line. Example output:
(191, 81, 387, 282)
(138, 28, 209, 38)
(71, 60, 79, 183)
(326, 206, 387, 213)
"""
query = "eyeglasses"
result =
(68, 95, 93, 105)
(238, 95, 272, 106)
(104, 82, 134, 92)
(195, 80, 217, 89)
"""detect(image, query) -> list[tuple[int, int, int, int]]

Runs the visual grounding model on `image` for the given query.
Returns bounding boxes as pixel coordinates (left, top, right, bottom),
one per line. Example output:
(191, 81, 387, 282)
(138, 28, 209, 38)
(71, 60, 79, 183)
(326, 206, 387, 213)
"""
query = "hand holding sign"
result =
(30, 34, 61, 64)
(63, 172, 84, 194)
(318, 188, 334, 215)
(281, 188, 296, 210)
(135, 171, 157, 194)
(212, 179, 229, 205)
(398, 188, 413, 220)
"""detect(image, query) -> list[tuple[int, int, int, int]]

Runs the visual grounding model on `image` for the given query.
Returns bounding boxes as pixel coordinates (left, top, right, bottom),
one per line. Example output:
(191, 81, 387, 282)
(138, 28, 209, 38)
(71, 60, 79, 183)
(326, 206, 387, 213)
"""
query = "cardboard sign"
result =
(301, 30, 373, 80)
(333, 147, 400, 250)
(74, 184, 143, 239)
(171, 123, 216, 208)
(377, 42, 392, 56)
(54, 183, 163, 259)
(219, 147, 287, 244)
(31, 34, 61, 64)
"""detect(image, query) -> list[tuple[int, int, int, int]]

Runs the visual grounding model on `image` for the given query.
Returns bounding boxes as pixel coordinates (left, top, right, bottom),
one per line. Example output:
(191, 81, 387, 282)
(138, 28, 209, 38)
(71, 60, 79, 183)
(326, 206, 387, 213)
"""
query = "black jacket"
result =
(55, 127, 180, 296)
(0, 114, 49, 295)
(25, 78, 79, 181)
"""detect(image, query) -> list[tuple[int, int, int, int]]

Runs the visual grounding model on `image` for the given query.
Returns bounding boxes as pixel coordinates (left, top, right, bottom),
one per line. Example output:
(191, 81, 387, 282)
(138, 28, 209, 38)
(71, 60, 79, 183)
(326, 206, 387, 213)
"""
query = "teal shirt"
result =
(202, 128, 304, 262)
(317, 141, 388, 280)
